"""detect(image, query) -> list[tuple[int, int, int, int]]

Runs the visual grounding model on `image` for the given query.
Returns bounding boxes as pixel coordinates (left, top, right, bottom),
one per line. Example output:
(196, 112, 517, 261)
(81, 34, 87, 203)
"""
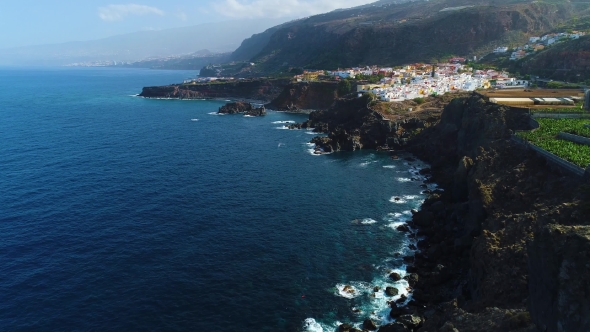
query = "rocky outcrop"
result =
(138, 78, 290, 102)
(218, 102, 265, 116)
(290, 94, 437, 152)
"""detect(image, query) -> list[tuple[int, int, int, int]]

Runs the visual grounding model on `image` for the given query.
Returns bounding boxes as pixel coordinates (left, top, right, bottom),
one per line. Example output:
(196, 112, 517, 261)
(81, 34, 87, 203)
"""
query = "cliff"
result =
(138, 78, 290, 102)
(298, 93, 590, 331)
(265, 81, 339, 112)
(397, 95, 589, 331)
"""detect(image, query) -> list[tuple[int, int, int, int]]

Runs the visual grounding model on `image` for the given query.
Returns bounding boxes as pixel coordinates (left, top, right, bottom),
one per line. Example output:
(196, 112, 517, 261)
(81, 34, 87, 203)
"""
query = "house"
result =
(494, 47, 508, 53)
(302, 71, 321, 81)
(529, 37, 540, 43)
(333, 70, 355, 79)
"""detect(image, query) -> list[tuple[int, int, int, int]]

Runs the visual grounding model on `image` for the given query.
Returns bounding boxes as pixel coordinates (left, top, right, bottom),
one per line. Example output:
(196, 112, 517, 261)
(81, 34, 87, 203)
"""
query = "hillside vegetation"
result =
(516, 35, 590, 81)
(216, 0, 589, 76)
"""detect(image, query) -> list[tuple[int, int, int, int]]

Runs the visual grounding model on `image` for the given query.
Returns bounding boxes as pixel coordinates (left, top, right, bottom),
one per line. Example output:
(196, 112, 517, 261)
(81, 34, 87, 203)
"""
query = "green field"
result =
(517, 118, 590, 168)
(531, 107, 586, 114)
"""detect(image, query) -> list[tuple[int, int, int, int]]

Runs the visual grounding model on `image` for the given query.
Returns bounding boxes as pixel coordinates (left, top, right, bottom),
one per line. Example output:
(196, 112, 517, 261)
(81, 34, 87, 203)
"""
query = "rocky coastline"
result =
(138, 78, 290, 102)
(141, 75, 590, 330)
(327, 94, 590, 331)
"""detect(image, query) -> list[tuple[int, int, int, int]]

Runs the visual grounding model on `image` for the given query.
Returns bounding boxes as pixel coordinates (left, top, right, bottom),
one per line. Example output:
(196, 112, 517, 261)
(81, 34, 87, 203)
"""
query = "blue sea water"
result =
(0, 67, 433, 331)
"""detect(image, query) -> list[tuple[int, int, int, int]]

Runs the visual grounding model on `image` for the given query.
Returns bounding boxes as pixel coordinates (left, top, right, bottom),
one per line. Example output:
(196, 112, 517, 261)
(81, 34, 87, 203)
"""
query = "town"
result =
(185, 62, 527, 102)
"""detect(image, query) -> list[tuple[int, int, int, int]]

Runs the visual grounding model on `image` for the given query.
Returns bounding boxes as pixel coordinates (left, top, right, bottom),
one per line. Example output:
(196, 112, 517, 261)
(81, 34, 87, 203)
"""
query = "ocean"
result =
(0, 67, 433, 331)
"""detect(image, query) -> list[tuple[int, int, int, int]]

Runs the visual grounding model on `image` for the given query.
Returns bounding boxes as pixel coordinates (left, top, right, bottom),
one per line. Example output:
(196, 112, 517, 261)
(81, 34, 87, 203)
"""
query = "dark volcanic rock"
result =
(218, 102, 266, 116)
(363, 318, 378, 331)
(389, 272, 402, 281)
(397, 314, 423, 329)
(385, 286, 399, 296)
(528, 224, 590, 332)
(377, 322, 409, 332)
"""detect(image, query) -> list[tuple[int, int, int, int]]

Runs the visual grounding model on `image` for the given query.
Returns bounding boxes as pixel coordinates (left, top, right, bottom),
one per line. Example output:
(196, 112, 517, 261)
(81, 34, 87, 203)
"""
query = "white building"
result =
(494, 47, 508, 53)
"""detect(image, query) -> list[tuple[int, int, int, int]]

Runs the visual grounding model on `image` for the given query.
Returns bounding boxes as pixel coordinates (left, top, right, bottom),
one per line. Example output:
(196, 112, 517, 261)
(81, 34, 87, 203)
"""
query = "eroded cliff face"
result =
(400, 94, 590, 331)
(138, 79, 290, 102)
(265, 81, 338, 112)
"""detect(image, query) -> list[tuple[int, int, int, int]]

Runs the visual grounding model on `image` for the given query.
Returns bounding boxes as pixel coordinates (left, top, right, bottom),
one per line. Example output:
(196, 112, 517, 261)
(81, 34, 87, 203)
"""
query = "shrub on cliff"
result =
(338, 79, 352, 96)
(413, 97, 425, 104)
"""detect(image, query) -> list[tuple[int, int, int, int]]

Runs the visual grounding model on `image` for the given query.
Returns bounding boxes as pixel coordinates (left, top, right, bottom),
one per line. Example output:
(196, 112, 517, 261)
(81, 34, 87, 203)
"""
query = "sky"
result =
(0, 0, 376, 49)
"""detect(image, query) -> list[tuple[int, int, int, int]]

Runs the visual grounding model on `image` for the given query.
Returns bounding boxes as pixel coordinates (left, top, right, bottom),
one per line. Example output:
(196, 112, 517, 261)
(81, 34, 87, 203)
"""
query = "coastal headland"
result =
(141, 77, 590, 330)
(305, 92, 590, 331)
(138, 78, 291, 103)
(139, 78, 341, 114)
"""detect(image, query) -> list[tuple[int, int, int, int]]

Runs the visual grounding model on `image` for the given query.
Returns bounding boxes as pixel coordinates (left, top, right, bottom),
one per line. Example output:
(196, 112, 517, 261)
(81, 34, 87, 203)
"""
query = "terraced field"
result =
(517, 118, 590, 167)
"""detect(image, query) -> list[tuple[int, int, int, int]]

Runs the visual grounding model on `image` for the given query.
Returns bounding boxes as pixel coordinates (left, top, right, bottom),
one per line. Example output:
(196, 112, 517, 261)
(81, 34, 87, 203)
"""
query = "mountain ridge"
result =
(213, 0, 590, 76)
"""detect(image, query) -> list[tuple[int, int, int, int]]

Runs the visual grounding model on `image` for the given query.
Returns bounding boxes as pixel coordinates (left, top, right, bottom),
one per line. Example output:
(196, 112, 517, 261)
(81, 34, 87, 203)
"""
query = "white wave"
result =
(396, 178, 412, 183)
(208, 112, 224, 116)
(275, 126, 290, 130)
(361, 218, 377, 225)
(190, 119, 199, 122)
(382, 165, 396, 169)
(302, 318, 324, 332)
(403, 195, 420, 200)
(387, 221, 407, 229)
(305, 131, 318, 135)
(308, 148, 330, 156)
(244, 115, 255, 117)
(272, 120, 295, 124)
(336, 284, 360, 299)
(360, 161, 378, 167)
(389, 196, 407, 204)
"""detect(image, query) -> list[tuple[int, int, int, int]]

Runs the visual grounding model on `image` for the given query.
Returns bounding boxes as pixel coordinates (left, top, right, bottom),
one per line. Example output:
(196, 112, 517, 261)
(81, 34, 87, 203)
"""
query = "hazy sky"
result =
(0, 0, 376, 49)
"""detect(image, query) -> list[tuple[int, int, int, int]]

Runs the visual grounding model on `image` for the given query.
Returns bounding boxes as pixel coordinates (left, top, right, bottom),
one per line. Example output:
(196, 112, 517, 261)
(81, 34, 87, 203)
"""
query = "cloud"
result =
(177, 12, 188, 21)
(98, 4, 165, 21)
(212, 0, 375, 18)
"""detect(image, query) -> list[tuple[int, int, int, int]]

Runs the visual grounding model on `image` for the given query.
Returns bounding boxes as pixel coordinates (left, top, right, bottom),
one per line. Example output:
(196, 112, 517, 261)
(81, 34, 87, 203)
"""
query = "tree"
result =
(290, 67, 304, 75)
(338, 79, 352, 96)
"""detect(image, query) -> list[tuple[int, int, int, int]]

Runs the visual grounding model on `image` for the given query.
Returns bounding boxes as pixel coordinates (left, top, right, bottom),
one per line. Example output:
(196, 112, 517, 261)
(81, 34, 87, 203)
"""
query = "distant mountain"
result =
(219, 0, 589, 76)
(0, 19, 287, 66)
(111, 51, 232, 70)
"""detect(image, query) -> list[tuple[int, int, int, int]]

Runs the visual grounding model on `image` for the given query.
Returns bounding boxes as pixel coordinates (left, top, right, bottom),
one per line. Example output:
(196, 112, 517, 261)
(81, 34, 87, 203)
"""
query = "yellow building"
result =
(303, 71, 320, 81)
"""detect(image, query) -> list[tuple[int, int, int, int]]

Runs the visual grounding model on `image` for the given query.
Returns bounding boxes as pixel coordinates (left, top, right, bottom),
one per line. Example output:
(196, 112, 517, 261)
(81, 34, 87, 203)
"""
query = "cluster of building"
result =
(493, 31, 586, 60)
(355, 64, 494, 101)
(294, 64, 525, 102)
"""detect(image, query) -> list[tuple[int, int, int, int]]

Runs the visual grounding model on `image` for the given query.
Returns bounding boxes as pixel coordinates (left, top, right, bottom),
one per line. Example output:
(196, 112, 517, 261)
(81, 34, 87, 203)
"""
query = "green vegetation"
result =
(413, 97, 426, 104)
(290, 67, 304, 75)
(338, 79, 352, 96)
(532, 107, 586, 114)
(355, 73, 385, 84)
(546, 82, 583, 89)
(517, 118, 590, 167)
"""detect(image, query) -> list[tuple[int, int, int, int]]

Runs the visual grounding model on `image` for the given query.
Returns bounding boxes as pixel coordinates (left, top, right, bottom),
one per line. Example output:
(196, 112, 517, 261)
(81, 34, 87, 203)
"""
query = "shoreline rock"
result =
(218, 101, 266, 116)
